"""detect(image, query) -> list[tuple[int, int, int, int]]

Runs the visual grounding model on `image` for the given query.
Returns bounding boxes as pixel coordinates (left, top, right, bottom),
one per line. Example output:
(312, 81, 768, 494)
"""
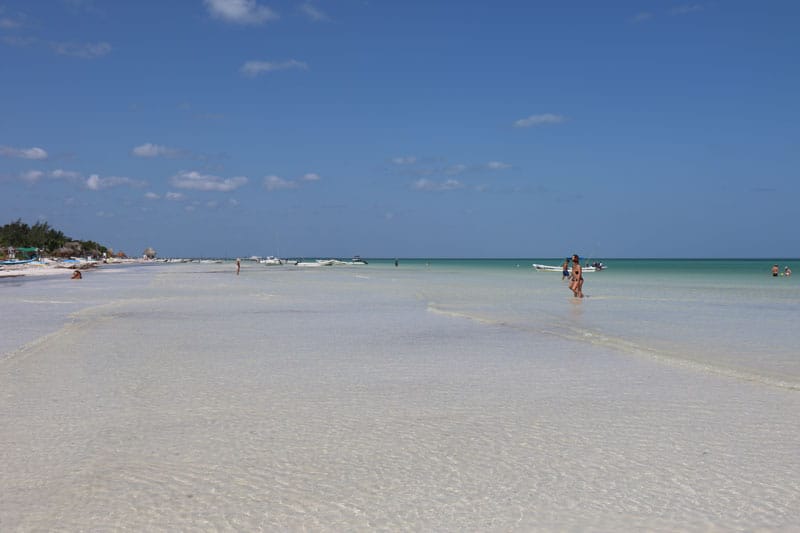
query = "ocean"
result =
(1, 258, 798, 530)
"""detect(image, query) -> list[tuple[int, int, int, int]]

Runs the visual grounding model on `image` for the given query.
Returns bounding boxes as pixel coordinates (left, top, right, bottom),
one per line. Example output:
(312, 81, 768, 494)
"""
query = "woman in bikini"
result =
(569, 254, 584, 298)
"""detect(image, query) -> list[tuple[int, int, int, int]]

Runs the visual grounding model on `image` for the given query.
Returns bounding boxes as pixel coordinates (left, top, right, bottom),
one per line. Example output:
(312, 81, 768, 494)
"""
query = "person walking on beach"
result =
(236, 258, 241, 276)
(569, 254, 584, 298)
(562, 258, 570, 281)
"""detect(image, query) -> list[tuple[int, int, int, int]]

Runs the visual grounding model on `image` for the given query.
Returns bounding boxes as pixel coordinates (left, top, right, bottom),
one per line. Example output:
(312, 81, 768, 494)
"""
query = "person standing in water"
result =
(561, 258, 570, 281)
(569, 254, 584, 298)
(236, 258, 241, 275)
(772, 264, 780, 277)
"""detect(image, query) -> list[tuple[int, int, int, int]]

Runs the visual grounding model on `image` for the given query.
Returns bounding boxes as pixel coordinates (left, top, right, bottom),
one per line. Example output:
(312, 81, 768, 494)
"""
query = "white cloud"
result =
(205, 0, 278, 25)
(413, 178, 463, 191)
(50, 169, 80, 179)
(85, 174, 146, 190)
(51, 41, 111, 58)
(487, 161, 511, 170)
(300, 3, 329, 21)
(132, 142, 182, 158)
(1, 145, 48, 159)
(228, 198, 239, 207)
(514, 113, 566, 128)
(263, 172, 321, 190)
(144, 192, 160, 200)
(169, 170, 248, 192)
(263, 174, 297, 191)
(166, 191, 184, 200)
(20, 170, 44, 182)
(391, 156, 417, 165)
(241, 59, 308, 77)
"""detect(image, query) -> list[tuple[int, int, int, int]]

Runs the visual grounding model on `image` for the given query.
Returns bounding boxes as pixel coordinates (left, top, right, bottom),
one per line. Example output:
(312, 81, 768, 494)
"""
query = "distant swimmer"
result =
(395, 258, 399, 267)
(772, 264, 780, 277)
(71, 270, 82, 280)
(785, 266, 792, 277)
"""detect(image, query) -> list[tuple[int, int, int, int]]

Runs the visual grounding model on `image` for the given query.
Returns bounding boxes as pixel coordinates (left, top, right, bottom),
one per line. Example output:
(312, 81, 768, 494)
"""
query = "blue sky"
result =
(1, 0, 798, 258)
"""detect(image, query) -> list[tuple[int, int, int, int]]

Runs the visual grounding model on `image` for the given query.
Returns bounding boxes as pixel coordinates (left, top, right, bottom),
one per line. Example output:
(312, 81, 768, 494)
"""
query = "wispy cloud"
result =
(486, 161, 511, 170)
(631, 11, 654, 23)
(144, 192, 160, 200)
(131, 142, 184, 158)
(300, 3, 329, 21)
(20, 170, 45, 183)
(50, 169, 80, 180)
(514, 113, 566, 128)
(263, 172, 321, 191)
(391, 156, 417, 165)
(263, 175, 297, 191)
(240, 59, 308, 77)
(51, 41, 111, 58)
(166, 191, 184, 200)
(444, 164, 468, 176)
(0, 6, 26, 29)
(671, 4, 704, 15)
(412, 178, 463, 192)
(0, 145, 48, 159)
(169, 170, 248, 192)
(205, 0, 278, 25)
(85, 173, 146, 190)
(0, 16, 22, 29)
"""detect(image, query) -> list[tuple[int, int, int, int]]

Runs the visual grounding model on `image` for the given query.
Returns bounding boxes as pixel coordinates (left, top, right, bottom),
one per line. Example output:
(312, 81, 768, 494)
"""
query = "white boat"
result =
(292, 259, 333, 267)
(259, 256, 283, 265)
(532, 263, 605, 273)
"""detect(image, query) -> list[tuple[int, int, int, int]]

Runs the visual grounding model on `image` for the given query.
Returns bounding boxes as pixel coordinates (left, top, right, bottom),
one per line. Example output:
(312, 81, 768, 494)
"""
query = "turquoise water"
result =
(339, 258, 800, 389)
(5, 258, 798, 389)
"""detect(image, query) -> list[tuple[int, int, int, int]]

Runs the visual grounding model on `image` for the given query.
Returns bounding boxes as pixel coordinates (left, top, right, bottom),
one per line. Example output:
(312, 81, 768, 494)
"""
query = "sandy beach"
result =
(1, 261, 799, 531)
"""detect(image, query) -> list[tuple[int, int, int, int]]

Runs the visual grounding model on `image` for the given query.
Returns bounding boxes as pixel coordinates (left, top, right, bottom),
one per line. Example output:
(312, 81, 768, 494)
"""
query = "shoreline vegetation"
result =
(1, 219, 155, 279)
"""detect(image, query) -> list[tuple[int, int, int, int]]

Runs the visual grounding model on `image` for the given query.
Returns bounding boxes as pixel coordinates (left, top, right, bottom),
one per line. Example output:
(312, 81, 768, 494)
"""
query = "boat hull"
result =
(532, 264, 601, 273)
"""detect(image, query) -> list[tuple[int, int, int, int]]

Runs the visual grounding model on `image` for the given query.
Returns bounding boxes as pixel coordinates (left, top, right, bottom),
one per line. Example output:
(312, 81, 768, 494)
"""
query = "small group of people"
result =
(771, 264, 792, 277)
(562, 254, 584, 298)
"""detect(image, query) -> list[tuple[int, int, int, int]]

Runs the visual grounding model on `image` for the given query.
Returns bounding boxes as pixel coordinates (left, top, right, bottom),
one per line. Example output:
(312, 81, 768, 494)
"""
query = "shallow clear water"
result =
(1, 260, 798, 530)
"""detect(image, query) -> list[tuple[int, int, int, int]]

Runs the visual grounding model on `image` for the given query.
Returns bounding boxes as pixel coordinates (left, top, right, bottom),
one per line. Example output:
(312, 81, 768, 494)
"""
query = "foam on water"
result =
(1, 261, 799, 530)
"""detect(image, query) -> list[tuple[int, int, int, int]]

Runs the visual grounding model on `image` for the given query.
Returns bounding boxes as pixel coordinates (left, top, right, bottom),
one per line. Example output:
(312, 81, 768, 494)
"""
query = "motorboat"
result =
(259, 256, 283, 265)
(350, 256, 368, 264)
(532, 262, 605, 273)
